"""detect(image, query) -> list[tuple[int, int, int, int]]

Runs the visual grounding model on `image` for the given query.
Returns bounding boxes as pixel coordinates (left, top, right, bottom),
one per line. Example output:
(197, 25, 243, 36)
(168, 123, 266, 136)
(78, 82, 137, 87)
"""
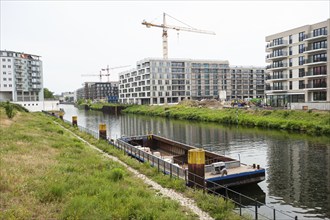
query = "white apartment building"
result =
(0, 50, 59, 112)
(265, 19, 330, 110)
(0, 50, 43, 102)
(119, 58, 230, 105)
(228, 66, 265, 100)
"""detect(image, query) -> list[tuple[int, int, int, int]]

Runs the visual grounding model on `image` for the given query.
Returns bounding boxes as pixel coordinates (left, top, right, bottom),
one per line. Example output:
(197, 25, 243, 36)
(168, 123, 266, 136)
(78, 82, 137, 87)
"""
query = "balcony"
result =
(266, 40, 288, 50)
(15, 67, 24, 72)
(304, 31, 328, 41)
(266, 51, 288, 61)
(305, 71, 327, 78)
(266, 63, 288, 70)
(304, 45, 327, 54)
(304, 57, 327, 66)
(265, 86, 288, 92)
(266, 74, 288, 81)
(305, 82, 327, 90)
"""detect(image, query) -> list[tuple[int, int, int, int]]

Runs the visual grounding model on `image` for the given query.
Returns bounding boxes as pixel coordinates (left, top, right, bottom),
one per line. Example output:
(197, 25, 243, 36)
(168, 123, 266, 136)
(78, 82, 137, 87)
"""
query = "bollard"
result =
(72, 116, 78, 126)
(59, 111, 64, 120)
(99, 123, 107, 140)
(188, 149, 205, 188)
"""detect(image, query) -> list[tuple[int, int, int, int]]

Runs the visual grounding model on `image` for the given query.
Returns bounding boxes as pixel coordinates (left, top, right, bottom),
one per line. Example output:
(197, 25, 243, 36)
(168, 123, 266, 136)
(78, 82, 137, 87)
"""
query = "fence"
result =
(44, 111, 298, 220)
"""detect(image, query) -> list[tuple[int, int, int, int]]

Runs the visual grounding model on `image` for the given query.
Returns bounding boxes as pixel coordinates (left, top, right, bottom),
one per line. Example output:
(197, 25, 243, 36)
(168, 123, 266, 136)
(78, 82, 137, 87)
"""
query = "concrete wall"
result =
(290, 102, 330, 110)
(13, 100, 60, 112)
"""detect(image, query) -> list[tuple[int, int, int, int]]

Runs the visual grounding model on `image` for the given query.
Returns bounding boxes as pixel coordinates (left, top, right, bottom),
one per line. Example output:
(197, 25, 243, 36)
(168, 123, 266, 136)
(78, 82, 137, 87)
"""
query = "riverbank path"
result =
(55, 121, 213, 220)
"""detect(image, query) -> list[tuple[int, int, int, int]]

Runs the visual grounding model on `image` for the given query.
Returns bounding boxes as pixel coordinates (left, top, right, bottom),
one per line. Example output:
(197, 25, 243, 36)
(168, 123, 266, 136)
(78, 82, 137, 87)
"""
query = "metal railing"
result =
(44, 111, 298, 220)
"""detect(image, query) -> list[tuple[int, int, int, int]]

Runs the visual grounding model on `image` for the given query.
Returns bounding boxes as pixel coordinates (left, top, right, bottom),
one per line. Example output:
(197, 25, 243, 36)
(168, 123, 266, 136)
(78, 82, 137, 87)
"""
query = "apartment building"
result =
(0, 50, 43, 102)
(76, 81, 119, 102)
(118, 58, 230, 105)
(265, 19, 329, 110)
(228, 66, 265, 100)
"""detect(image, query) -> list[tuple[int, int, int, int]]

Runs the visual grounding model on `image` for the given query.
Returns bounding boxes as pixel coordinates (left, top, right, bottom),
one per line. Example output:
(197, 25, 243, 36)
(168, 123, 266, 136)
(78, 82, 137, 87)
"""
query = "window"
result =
(2, 65, 6, 68)
(289, 47, 292, 55)
(273, 38, 283, 46)
(313, 27, 327, 37)
(289, 70, 292, 78)
(312, 66, 327, 75)
(299, 80, 305, 89)
(299, 56, 304, 65)
(313, 53, 327, 62)
(313, 40, 327, 50)
(313, 91, 326, 101)
(299, 68, 305, 77)
(299, 44, 305, 53)
(299, 32, 305, 41)
(289, 35, 292, 44)
(289, 58, 292, 67)
(289, 81, 292, 90)
(1, 59, 5, 62)
(3, 78, 6, 81)
(8, 65, 11, 68)
(3, 72, 6, 75)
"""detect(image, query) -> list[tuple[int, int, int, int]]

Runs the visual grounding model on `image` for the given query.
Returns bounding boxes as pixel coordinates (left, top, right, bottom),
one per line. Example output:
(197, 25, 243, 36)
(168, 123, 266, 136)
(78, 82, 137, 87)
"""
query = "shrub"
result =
(110, 168, 125, 182)
(4, 101, 16, 119)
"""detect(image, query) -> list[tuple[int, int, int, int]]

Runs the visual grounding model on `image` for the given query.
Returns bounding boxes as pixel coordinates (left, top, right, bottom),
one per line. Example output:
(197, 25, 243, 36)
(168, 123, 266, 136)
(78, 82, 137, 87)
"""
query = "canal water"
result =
(60, 104, 330, 220)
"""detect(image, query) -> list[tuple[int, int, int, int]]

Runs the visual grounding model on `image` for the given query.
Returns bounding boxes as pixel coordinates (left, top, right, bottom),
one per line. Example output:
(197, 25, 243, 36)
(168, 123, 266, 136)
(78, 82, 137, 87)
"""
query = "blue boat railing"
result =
(44, 111, 298, 220)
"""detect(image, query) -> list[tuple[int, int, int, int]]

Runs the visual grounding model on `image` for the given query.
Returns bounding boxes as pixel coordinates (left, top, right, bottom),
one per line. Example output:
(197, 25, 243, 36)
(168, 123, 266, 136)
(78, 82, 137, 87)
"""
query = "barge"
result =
(117, 134, 265, 188)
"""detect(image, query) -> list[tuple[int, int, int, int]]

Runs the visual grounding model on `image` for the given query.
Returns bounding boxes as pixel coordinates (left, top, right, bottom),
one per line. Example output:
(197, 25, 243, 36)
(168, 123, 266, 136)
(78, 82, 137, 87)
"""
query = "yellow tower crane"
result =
(142, 12, 216, 59)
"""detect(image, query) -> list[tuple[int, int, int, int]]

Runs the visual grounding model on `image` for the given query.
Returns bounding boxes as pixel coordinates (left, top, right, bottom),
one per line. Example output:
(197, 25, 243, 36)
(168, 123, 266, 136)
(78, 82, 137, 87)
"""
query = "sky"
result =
(1, 1, 329, 94)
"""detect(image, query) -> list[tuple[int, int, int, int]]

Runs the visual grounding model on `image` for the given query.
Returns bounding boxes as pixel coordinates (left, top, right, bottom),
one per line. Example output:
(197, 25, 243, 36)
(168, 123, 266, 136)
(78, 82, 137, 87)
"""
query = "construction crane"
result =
(82, 71, 104, 82)
(142, 12, 216, 59)
(82, 65, 130, 82)
(101, 65, 130, 82)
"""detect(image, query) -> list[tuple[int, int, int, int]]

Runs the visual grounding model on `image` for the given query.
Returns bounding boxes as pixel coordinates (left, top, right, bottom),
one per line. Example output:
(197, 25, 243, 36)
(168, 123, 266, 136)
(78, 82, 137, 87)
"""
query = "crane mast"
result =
(142, 13, 215, 59)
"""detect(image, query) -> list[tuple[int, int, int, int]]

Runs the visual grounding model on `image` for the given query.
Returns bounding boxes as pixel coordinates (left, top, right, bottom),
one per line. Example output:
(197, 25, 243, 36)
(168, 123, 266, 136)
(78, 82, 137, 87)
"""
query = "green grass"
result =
(54, 117, 243, 220)
(0, 108, 200, 219)
(122, 105, 330, 136)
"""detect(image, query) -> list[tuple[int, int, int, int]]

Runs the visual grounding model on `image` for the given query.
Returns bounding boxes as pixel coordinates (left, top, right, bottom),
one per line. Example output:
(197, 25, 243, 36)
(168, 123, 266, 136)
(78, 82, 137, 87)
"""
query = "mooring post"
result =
(188, 149, 205, 188)
(99, 123, 107, 140)
(59, 111, 64, 120)
(72, 116, 77, 127)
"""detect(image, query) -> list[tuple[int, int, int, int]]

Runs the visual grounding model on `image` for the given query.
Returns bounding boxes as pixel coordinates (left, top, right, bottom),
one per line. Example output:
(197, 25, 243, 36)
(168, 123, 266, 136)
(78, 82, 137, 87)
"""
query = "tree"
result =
(44, 88, 55, 99)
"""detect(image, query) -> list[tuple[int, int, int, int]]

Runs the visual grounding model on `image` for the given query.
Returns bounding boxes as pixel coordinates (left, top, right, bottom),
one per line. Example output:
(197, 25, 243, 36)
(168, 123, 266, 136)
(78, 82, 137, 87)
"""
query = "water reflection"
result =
(61, 105, 330, 219)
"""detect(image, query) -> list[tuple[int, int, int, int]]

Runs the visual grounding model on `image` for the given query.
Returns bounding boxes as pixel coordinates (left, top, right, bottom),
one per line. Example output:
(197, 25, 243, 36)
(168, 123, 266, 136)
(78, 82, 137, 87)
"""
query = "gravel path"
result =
(57, 122, 213, 220)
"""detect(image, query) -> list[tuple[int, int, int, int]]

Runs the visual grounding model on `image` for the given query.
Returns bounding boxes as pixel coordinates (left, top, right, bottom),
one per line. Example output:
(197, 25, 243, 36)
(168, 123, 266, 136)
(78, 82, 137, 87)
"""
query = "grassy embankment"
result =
(0, 106, 241, 219)
(123, 104, 330, 136)
(79, 102, 133, 111)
